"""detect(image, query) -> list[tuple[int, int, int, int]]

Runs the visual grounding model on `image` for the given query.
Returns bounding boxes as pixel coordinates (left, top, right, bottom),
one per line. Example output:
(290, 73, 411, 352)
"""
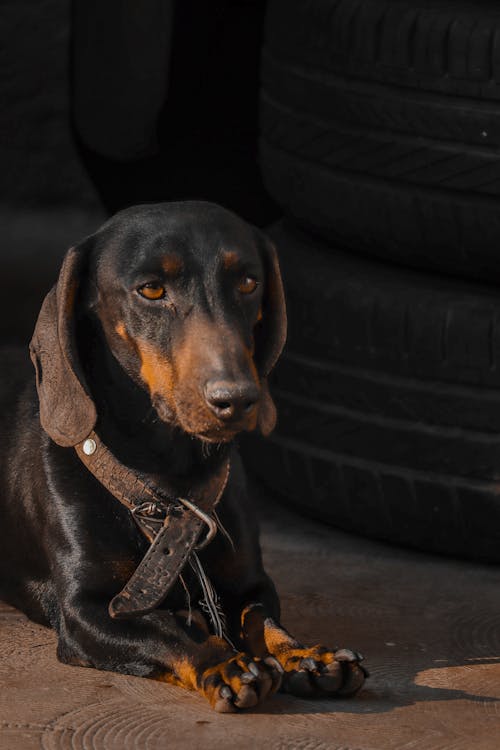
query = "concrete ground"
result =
(0, 499, 499, 750)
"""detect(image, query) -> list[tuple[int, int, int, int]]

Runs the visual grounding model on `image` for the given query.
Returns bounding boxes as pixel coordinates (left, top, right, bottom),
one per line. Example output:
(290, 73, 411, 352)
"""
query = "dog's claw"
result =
(202, 653, 283, 711)
(336, 663, 366, 696)
(214, 684, 235, 713)
(220, 685, 233, 700)
(263, 656, 284, 695)
(300, 656, 319, 672)
(334, 648, 359, 663)
(240, 671, 257, 684)
(264, 655, 284, 674)
(248, 661, 260, 677)
(278, 644, 367, 699)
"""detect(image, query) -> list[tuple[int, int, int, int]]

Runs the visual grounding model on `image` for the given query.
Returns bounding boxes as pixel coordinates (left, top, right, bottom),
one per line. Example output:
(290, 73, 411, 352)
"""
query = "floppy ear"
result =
(253, 229, 287, 436)
(29, 246, 97, 447)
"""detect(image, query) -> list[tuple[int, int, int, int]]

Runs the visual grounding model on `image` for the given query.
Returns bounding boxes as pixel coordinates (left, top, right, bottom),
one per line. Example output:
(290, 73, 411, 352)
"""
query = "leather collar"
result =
(75, 431, 230, 619)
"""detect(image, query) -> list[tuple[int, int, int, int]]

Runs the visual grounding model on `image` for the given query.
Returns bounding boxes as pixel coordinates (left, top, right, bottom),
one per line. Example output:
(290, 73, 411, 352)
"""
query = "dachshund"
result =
(0, 202, 366, 711)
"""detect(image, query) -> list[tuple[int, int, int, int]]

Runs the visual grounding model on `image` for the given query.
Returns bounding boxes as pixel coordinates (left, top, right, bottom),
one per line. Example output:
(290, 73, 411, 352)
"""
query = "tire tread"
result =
(242, 221, 500, 562)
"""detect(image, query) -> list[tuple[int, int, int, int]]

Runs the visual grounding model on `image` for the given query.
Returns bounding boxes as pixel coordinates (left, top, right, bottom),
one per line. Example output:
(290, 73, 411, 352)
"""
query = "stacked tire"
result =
(246, 0, 500, 563)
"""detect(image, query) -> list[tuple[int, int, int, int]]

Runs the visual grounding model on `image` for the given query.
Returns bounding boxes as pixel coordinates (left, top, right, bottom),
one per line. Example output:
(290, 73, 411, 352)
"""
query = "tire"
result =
(261, 0, 500, 281)
(244, 220, 500, 562)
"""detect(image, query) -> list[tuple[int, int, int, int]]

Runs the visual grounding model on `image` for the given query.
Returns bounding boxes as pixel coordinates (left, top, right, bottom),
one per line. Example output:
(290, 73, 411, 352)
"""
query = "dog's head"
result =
(30, 202, 286, 447)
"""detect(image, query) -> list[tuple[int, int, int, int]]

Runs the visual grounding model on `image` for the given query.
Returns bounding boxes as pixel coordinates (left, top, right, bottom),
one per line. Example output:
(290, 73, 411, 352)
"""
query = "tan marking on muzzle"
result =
(137, 340, 175, 402)
(175, 316, 260, 393)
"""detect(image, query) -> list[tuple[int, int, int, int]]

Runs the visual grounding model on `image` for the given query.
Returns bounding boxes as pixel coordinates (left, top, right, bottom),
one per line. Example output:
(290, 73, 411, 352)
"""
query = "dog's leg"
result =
(54, 598, 282, 712)
(240, 600, 367, 698)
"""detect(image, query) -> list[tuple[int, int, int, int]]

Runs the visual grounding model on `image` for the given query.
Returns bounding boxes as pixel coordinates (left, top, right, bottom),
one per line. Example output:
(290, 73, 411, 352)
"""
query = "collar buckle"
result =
(177, 496, 218, 550)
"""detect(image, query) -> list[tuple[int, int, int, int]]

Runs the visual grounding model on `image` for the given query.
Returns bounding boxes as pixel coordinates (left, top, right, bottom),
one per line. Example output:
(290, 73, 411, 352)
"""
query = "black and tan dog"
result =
(0, 202, 366, 711)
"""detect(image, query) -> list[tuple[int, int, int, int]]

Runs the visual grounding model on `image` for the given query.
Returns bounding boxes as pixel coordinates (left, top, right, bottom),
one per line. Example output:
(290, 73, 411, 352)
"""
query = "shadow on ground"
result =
(0, 496, 499, 750)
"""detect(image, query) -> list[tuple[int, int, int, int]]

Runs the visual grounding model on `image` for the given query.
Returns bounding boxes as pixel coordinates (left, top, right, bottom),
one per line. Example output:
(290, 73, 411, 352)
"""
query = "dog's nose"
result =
(204, 380, 259, 421)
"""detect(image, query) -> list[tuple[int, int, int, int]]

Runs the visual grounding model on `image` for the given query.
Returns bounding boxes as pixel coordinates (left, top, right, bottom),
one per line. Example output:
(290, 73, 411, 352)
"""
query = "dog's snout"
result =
(205, 380, 259, 421)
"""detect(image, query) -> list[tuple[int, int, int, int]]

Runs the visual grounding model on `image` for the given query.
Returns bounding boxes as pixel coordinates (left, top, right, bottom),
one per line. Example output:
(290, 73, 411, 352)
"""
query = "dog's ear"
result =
(253, 228, 287, 436)
(29, 244, 97, 447)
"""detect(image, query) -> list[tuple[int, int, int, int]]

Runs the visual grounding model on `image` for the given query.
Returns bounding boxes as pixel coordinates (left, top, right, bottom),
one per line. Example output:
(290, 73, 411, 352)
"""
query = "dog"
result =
(0, 202, 366, 711)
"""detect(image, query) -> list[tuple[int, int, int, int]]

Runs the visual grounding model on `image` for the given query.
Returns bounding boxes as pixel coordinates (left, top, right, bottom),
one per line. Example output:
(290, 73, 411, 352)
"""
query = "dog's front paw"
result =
(200, 652, 283, 712)
(276, 645, 367, 698)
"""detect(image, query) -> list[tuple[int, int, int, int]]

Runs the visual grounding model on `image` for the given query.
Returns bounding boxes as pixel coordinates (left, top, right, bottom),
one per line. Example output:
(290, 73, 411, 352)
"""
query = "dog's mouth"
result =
(195, 414, 257, 443)
(194, 426, 240, 444)
(196, 433, 234, 445)
(152, 395, 256, 443)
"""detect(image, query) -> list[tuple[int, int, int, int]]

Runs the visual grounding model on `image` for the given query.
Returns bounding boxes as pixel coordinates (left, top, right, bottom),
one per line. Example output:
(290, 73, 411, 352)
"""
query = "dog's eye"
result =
(238, 276, 258, 295)
(138, 283, 166, 300)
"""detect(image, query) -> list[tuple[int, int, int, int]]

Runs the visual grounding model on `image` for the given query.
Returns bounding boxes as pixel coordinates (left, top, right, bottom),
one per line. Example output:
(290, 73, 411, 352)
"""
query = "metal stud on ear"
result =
(82, 438, 97, 456)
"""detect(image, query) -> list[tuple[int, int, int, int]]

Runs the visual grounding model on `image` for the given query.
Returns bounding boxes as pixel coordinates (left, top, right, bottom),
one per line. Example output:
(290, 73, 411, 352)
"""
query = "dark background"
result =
(0, 0, 276, 344)
(4, 0, 500, 562)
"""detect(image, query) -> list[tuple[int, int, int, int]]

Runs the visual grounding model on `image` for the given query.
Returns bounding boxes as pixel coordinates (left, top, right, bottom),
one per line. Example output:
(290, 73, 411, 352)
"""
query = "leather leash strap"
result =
(75, 431, 230, 620)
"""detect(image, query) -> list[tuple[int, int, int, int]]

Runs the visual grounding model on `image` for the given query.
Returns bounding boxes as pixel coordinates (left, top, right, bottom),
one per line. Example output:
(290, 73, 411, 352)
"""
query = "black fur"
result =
(0, 202, 366, 709)
(0, 202, 281, 678)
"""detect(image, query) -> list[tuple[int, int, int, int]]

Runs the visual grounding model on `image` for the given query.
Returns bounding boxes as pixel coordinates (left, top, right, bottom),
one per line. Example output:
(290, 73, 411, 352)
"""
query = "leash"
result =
(74, 431, 232, 637)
